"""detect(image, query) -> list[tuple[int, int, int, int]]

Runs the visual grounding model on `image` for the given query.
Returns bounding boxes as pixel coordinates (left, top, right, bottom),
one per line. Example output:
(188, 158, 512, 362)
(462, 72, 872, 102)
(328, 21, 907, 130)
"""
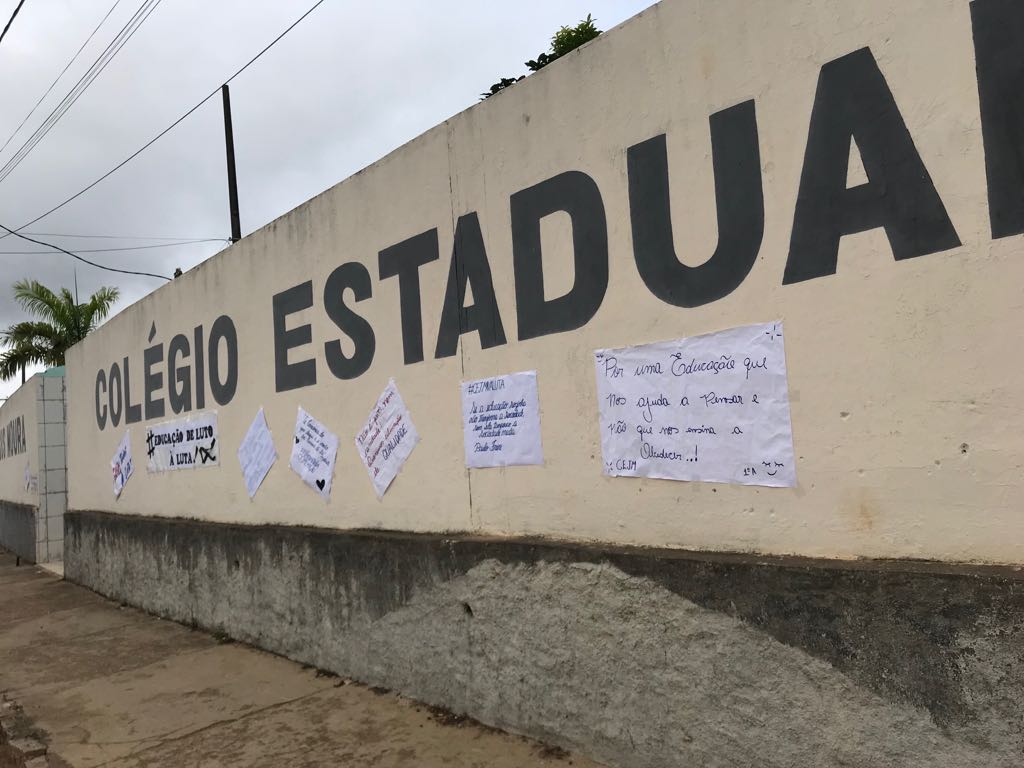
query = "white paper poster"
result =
(23, 462, 36, 493)
(461, 371, 544, 468)
(290, 407, 339, 500)
(237, 408, 278, 499)
(593, 321, 796, 487)
(111, 431, 134, 498)
(145, 412, 219, 472)
(355, 379, 419, 498)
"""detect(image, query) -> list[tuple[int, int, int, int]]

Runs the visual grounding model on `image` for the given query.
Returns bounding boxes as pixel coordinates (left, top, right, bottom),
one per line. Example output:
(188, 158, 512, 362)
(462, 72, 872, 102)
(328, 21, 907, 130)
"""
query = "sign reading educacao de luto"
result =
(65, 0, 1024, 564)
(0, 415, 26, 462)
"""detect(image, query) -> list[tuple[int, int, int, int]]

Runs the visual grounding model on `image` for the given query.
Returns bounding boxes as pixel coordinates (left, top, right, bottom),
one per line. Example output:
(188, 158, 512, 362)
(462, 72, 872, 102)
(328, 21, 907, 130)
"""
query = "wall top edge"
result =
(65, 509, 1024, 580)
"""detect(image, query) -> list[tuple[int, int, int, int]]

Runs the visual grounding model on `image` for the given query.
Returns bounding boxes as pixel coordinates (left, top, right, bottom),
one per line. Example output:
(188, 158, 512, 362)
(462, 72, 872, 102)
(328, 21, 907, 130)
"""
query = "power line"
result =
(0, 0, 125, 159)
(2, 92, 219, 240)
(2, 0, 328, 239)
(24, 231, 224, 241)
(0, 238, 226, 254)
(0, 223, 171, 281)
(0, 0, 158, 182)
(0, 0, 26, 49)
(0, 0, 163, 185)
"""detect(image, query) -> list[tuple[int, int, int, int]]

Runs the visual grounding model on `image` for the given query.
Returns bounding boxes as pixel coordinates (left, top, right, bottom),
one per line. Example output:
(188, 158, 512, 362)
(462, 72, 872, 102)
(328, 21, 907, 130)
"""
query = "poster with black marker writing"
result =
(145, 412, 219, 472)
(594, 321, 797, 488)
(289, 407, 339, 501)
(460, 371, 544, 468)
(354, 379, 419, 499)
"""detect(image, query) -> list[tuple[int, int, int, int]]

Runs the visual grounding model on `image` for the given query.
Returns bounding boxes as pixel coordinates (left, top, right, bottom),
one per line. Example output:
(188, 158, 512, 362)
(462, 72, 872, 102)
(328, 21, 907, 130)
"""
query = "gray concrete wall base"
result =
(64, 511, 1024, 768)
(0, 501, 37, 563)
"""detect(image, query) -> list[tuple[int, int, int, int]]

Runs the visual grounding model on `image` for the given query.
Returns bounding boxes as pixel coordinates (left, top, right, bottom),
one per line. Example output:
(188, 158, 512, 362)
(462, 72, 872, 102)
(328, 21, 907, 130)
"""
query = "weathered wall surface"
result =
(0, 371, 68, 562)
(35, 370, 67, 562)
(0, 374, 39, 561)
(64, 0, 1024, 564)
(0, 501, 35, 562)
(65, 511, 1024, 768)
(0, 374, 38, 509)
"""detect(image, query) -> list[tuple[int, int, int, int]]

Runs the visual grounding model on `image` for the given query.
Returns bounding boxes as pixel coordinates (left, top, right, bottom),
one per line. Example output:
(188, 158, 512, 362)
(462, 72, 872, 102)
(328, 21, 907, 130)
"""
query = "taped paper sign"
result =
(461, 371, 544, 468)
(145, 412, 219, 472)
(290, 407, 339, 500)
(238, 408, 277, 498)
(23, 462, 36, 493)
(111, 431, 134, 498)
(594, 321, 796, 487)
(355, 379, 419, 498)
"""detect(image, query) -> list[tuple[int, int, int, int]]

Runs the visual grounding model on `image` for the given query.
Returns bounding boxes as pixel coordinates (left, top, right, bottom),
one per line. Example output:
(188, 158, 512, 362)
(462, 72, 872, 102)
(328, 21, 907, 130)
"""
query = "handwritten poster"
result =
(290, 407, 339, 500)
(111, 431, 134, 498)
(145, 412, 219, 472)
(23, 462, 36, 493)
(461, 371, 544, 468)
(355, 379, 419, 498)
(594, 321, 796, 487)
(237, 408, 277, 499)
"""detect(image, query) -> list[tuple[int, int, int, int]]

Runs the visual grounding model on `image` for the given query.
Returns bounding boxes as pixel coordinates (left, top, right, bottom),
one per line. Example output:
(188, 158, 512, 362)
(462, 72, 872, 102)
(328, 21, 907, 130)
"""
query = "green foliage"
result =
(482, 76, 525, 99)
(551, 14, 601, 58)
(524, 52, 557, 73)
(483, 14, 602, 98)
(0, 278, 119, 380)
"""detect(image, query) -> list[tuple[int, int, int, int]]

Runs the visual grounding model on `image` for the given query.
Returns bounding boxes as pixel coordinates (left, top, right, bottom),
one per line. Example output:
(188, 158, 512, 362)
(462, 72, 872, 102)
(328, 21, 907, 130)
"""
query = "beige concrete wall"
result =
(0, 375, 39, 508)
(65, 0, 1024, 564)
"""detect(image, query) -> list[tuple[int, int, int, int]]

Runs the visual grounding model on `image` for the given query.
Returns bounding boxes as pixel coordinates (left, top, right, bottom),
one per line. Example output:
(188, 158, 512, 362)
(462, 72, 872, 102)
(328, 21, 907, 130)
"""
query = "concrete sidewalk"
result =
(0, 552, 602, 767)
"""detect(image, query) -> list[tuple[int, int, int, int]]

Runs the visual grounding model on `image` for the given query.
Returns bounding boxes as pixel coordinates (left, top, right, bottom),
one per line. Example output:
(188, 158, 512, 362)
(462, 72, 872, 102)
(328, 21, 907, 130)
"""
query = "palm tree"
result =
(0, 279, 119, 381)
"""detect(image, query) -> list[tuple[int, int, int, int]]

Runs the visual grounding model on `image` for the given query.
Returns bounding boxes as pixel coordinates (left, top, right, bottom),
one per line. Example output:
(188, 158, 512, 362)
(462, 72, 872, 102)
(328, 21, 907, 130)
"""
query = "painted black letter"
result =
(144, 342, 165, 420)
(435, 212, 507, 358)
(511, 171, 608, 341)
(272, 282, 316, 392)
(208, 315, 238, 406)
(972, 0, 1024, 238)
(194, 325, 206, 409)
(123, 356, 142, 424)
(324, 262, 376, 379)
(95, 369, 107, 430)
(168, 334, 192, 414)
(378, 229, 439, 364)
(784, 48, 960, 284)
(108, 363, 123, 428)
(628, 101, 763, 307)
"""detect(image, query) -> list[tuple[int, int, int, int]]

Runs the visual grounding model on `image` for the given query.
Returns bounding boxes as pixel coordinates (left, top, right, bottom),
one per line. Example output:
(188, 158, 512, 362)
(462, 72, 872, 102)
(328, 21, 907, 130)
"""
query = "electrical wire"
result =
(0, 0, 125, 159)
(23, 231, 223, 241)
(0, 0, 160, 183)
(0, 0, 26, 49)
(0, 222, 171, 280)
(0, 0, 158, 181)
(0, 0, 163, 185)
(2, 0, 328, 239)
(0, 238, 227, 254)
(24, 231, 224, 240)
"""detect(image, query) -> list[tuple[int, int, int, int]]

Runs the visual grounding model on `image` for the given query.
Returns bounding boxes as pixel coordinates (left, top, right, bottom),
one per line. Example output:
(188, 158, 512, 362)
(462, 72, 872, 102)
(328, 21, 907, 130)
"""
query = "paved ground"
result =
(0, 552, 602, 767)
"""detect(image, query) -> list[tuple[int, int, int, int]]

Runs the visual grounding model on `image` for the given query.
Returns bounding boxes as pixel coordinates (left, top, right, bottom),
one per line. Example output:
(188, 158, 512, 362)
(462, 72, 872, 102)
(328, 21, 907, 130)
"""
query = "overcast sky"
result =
(0, 0, 655, 399)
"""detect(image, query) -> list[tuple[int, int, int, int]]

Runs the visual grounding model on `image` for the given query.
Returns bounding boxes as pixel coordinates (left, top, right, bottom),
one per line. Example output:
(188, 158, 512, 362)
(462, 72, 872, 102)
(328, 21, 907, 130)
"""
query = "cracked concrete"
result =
(0, 551, 602, 767)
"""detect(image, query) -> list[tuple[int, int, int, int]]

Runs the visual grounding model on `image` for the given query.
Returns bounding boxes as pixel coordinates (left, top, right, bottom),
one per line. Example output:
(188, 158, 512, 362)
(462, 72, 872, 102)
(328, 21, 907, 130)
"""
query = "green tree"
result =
(483, 15, 602, 98)
(0, 279, 119, 381)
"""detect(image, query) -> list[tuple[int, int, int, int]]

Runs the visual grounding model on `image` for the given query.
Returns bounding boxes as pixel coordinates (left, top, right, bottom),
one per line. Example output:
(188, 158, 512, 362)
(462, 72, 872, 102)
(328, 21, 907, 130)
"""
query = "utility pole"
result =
(221, 84, 242, 243)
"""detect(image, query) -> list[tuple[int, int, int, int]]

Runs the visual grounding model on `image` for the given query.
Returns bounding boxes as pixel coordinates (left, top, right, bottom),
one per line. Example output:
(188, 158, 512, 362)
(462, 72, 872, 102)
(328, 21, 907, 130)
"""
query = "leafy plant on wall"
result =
(482, 15, 602, 99)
